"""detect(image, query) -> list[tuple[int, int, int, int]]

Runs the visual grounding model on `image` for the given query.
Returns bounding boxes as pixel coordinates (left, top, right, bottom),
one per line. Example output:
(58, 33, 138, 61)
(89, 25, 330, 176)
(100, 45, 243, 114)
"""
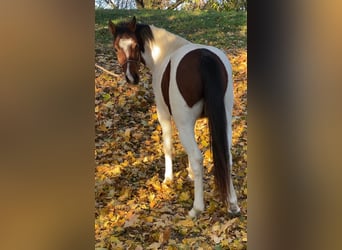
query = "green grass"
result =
(95, 9, 246, 50)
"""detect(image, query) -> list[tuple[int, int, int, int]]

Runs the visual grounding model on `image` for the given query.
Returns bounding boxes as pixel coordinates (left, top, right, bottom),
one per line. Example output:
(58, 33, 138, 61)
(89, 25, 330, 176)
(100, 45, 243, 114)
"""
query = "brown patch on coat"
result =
(161, 61, 172, 115)
(176, 49, 228, 110)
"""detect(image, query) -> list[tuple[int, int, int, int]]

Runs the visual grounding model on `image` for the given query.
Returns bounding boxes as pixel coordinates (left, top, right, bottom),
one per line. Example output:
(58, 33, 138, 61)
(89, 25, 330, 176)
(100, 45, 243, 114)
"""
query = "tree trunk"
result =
(135, 0, 145, 8)
(167, 0, 186, 10)
(104, 0, 117, 9)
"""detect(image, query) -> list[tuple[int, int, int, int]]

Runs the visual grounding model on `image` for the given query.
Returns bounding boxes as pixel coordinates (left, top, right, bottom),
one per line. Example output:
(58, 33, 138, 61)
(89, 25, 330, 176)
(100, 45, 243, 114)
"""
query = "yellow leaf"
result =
(118, 188, 131, 201)
(176, 179, 183, 190)
(177, 218, 194, 227)
(147, 242, 161, 250)
(151, 179, 161, 191)
(179, 191, 190, 202)
(104, 101, 114, 108)
(221, 238, 229, 247)
(201, 140, 209, 147)
(143, 216, 154, 223)
(123, 214, 139, 228)
(204, 149, 211, 160)
(148, 192, 155, 202)
(109, 235, 120, 243)
(98, 124, 108, 132)
(207, 200, 218, 213)
(133, 132, 143, 140)
(118, 96, 126, 106)
(124, 128, 131, 140)
(212, 222, 221, 232)
(151, 134, 160, 143)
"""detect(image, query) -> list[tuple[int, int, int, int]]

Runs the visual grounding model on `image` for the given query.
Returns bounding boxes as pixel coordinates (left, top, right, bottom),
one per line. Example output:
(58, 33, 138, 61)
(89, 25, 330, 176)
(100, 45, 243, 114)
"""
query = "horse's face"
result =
(109, 17, 141, 85)
(114, 34, 140, 84)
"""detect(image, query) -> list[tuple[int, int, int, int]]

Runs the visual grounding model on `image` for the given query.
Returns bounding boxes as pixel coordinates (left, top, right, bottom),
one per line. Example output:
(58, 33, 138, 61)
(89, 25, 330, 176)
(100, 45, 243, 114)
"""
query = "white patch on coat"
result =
(151, 45, 161, 62)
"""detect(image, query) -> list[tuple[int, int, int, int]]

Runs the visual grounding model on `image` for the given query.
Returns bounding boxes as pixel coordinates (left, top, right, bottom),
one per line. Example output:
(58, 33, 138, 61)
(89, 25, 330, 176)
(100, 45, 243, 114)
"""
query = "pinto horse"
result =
(109, 16, 240, 217)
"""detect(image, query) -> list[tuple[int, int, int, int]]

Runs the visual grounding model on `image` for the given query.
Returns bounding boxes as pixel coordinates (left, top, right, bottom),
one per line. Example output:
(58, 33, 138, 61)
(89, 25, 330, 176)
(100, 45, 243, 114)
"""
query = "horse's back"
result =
(170, 44, 230, 66)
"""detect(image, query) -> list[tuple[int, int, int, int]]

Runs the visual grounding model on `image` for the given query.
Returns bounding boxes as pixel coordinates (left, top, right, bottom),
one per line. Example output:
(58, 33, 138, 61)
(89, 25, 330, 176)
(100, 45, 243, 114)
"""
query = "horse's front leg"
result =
(156, 108, 173, 182)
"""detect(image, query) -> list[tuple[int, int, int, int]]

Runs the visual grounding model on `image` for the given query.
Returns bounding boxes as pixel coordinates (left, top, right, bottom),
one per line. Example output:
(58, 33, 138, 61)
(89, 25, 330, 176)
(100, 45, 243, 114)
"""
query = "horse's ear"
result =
(128, 16, 136, 32)
(108, 20, 115, 35)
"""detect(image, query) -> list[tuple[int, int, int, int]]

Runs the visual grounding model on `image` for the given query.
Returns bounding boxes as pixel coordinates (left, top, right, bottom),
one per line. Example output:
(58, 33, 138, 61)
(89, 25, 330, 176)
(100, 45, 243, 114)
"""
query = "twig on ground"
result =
(95, 64, 121, 77)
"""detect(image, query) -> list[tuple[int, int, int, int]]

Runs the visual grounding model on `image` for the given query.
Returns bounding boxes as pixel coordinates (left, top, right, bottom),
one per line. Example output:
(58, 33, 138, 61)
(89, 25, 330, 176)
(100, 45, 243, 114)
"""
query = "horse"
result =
(109, 16, 240, 217)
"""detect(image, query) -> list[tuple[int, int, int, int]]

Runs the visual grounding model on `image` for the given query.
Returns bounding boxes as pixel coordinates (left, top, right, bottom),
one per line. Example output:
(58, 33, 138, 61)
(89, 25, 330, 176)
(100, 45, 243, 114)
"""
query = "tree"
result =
(104, 0, 117, 8)
(95, 0, 247, 10)
(135, 0, 144, 8)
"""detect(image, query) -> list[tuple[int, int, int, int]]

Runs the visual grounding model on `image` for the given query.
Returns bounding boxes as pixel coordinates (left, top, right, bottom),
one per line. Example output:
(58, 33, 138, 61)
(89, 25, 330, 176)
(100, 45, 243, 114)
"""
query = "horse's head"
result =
(109, 16, 141, 84)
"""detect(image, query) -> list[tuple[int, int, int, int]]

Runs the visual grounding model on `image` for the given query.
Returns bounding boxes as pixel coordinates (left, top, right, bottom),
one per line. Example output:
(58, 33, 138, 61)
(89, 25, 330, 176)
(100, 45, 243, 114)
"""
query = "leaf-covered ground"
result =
(95, 10, 247, 249)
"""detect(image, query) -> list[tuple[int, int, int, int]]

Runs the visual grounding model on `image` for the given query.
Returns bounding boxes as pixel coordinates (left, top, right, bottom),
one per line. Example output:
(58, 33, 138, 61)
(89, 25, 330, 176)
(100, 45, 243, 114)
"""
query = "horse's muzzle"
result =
(126, 74, 139, 85)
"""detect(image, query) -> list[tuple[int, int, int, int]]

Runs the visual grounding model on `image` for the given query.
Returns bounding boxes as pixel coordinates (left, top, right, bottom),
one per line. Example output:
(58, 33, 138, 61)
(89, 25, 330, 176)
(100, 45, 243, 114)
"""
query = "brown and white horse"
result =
(109, 16, 240, 217)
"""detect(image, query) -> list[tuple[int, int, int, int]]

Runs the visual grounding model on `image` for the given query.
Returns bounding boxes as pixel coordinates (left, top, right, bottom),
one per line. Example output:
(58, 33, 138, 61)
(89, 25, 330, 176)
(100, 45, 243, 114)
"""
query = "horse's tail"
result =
(201, 49, 230, 203)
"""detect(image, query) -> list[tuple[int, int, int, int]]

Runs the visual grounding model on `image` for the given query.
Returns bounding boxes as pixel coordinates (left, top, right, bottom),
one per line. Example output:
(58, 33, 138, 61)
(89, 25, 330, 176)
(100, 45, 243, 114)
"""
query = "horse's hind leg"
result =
(157, 109, 173, 182)
(176, 121, 204, 217)
(227, 116, 240, 215)
(228, 169, 240, 215)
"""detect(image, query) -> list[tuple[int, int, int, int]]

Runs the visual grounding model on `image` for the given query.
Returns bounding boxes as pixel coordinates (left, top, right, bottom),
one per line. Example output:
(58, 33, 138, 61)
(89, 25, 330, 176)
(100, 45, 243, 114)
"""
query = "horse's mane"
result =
(136, 24, 154, 53)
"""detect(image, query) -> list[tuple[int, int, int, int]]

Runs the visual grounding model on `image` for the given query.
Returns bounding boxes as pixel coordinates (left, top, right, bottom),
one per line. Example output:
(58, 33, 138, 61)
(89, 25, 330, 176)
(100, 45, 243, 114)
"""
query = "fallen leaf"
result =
(104, 119, 113, 128)
(124, 128, 131, 140)
(147, 242, 161, 250)
(178, 191, 190, 202)
(159, 227, 171, 244)
(123, 214, 139, 228)
(177, 218, 194, 227)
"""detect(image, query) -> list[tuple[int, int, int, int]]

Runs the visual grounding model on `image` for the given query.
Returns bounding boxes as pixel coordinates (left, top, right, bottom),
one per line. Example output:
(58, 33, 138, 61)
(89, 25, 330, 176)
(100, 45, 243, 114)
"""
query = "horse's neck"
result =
(143, 26, 190, 71)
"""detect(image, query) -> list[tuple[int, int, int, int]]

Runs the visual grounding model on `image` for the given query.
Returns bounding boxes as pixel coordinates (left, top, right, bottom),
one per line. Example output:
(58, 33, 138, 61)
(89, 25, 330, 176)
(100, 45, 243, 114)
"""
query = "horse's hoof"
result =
(163, 177, 173, 184)
(188, 207, 203, 218)
(228, 205, 241, 216)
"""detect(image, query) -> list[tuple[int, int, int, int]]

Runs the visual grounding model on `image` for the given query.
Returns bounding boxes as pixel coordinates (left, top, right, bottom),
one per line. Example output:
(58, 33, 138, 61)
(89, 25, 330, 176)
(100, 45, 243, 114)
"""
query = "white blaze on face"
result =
(119, 38, 134, 82)
(125, 63, 134, 82)
(119, 38, 133, 56)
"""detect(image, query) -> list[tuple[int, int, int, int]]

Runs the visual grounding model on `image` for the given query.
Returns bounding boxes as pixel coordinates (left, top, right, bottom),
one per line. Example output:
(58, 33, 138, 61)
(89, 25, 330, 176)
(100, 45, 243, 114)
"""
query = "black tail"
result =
(200, 49, 230, 203)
